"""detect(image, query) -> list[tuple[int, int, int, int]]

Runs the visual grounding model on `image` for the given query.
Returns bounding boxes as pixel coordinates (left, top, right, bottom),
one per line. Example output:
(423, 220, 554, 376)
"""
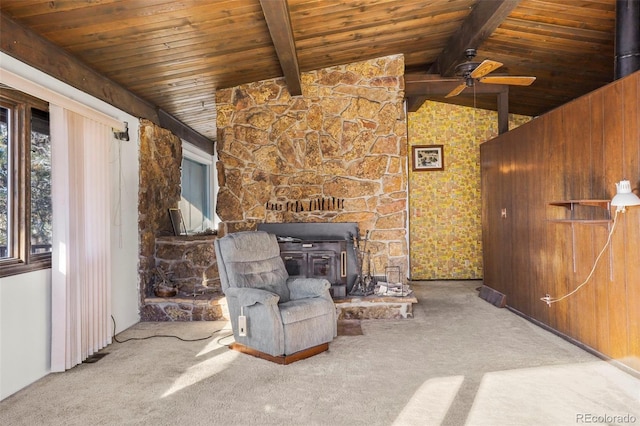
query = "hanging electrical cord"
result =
(541, 209, 620, 306)
(110, 315, 230, 343)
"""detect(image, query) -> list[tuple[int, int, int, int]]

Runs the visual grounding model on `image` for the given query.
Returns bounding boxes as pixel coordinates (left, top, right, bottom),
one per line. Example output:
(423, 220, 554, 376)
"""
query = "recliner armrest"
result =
(287, 277, 331, 300)
(225, 287, 280, 307)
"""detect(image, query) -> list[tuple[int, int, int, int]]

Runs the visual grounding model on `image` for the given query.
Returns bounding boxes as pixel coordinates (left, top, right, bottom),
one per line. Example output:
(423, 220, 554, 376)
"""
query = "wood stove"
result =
(278, 239, 347, 297)
(257, 222, 359, 298)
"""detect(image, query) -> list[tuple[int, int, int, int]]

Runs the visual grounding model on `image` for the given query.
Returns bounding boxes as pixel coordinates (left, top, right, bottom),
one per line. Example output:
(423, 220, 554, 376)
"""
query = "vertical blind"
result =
(50, 106, 112, 371)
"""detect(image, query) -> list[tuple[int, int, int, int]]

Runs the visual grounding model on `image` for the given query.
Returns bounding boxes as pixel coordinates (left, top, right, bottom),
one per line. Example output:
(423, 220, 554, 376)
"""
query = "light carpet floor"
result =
(1, 280, 639, 426)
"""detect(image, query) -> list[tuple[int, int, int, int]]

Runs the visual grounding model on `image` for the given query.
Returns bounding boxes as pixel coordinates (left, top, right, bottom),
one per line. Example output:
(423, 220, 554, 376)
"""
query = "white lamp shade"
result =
(611, 180, 640, 207)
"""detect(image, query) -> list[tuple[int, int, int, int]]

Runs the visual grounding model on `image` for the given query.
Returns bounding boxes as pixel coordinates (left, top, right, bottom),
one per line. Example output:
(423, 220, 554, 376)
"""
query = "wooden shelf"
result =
(548, 219, 611, 225)
(548, 199, 610, 209)
(548, 199, 611, 224)
(548, 199, 613, 275)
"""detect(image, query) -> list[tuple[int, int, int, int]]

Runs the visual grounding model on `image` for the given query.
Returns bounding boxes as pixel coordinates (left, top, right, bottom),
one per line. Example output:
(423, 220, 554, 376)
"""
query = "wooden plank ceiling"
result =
(0, 0, 616, 147)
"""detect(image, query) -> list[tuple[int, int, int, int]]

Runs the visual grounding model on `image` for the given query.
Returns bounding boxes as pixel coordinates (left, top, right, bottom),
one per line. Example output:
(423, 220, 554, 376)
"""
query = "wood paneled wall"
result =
(481, 70, 640, 373)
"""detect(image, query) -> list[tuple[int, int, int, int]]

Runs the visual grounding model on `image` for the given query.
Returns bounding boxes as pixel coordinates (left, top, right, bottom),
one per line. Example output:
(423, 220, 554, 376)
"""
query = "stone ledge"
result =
(141, 295, 229, 322)
(334, 292, 417, 320)
(140, 293, 418, 322)
(156, 234, 218, 242)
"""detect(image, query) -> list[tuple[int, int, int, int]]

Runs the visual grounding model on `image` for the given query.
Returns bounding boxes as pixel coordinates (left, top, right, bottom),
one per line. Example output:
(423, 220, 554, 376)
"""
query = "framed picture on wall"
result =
(412, 145, 444, 171)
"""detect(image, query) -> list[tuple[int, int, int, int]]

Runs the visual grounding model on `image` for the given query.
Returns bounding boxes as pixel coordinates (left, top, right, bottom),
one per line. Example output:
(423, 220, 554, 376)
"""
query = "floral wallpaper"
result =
(408, 101, 531, 279)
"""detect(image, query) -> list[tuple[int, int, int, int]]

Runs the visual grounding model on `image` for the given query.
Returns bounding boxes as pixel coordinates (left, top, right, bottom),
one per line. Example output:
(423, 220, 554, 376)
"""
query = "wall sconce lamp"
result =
(541, 179, 639, 306)
(113, 121, 130, 141)
(611, 180, 640, 212)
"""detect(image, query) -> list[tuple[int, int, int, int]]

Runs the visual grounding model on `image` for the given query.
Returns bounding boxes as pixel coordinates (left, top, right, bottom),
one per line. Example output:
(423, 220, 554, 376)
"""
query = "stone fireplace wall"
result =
(215, 54, 408, 278)
(138, 119, 182, 302)
(137, 120, 225, 321)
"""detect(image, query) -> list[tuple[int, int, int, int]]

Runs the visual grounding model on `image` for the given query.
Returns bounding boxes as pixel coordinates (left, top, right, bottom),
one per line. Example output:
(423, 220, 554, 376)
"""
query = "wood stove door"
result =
(307, 251, 338, 284)
(281, 252, 306, 278)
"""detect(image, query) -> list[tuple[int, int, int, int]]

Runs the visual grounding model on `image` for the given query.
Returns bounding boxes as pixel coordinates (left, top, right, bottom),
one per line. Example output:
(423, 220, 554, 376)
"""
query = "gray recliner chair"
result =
(214, 231, 337, 363)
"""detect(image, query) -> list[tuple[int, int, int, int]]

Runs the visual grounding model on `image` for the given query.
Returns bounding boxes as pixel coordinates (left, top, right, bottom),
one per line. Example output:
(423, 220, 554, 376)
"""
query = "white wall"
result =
(109, 120, 141, 334)
(0, 270, 51, 399)
(0, 53, 140, 400)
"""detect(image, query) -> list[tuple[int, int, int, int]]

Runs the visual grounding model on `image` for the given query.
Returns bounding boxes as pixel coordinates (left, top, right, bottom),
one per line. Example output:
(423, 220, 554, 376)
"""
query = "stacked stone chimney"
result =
(215, 55, 409, 279)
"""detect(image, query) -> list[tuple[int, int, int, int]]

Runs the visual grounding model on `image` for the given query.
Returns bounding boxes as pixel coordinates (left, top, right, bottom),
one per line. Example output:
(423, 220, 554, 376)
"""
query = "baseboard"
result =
(229, 342, 329, 364)
(478, 285, 506, 308)
(506, 306, 640, 379)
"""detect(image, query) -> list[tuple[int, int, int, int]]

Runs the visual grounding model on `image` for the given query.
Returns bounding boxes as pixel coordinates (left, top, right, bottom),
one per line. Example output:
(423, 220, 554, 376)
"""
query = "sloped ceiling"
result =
(0, 0, 617, 148)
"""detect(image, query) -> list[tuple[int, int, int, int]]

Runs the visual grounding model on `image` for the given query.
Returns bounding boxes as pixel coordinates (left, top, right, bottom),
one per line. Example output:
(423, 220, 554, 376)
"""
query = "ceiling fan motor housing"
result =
(455, 61, 480, 77)
(464, 48, 477, 59)
(455, 48, 480, 78)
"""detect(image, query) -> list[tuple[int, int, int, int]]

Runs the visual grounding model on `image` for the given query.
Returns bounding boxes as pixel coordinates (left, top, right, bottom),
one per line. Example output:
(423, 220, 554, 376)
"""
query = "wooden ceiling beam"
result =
(409, 0, 521, 113)
(0, 13, 214, 152)
(497, 88, 509, 134)
(405, 96, 429, 113)
(260, 0, 302, 96)
(430, 0, 522, 77)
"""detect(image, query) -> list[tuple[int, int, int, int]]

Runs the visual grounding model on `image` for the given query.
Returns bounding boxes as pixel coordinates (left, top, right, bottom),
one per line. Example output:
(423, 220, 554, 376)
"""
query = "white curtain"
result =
(50, 105, 113, 372)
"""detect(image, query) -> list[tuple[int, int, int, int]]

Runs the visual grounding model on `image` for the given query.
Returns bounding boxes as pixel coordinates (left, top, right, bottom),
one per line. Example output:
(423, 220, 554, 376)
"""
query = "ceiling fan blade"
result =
(470, 59, 503, 79)
(445, 83, 467, 98)
(479, 76, 536, 86)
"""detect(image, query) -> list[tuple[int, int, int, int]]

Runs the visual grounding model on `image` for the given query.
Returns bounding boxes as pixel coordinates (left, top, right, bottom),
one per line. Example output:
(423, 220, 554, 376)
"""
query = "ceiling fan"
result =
(444, 48, 536, 98)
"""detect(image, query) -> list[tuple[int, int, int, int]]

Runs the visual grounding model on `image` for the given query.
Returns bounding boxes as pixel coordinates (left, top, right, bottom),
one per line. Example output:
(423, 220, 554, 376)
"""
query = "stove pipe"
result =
(615, 0, 640, 79)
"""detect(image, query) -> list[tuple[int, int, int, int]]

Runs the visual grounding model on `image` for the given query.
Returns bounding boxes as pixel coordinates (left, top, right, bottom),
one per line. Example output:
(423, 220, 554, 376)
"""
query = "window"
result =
(1, 87, 51, 277)
(179, 142, 218, 234)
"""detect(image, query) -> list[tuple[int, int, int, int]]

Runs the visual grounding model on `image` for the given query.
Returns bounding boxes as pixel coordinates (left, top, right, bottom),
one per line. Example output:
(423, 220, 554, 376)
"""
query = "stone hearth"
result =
(141, 295, 228, 322)
(334, 293, 418, 319)
(143, 292, 417, 322)
(140, 235, 226, 322)
(137, 225, 417, 322)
